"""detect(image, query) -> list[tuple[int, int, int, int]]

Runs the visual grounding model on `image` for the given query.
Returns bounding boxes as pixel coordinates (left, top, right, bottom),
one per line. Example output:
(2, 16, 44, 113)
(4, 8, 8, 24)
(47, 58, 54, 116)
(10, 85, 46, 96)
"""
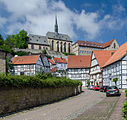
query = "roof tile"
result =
(11, 55, 40, 65)
(103, 42, 127, 67)
(68, 55, 91, 68)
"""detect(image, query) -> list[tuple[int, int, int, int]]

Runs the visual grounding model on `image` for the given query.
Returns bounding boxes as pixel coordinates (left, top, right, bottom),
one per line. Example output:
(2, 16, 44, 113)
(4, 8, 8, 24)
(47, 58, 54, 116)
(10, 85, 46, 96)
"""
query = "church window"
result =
(68, 43, 70, 53)
(52, 40, 54, 50)
(60, 42, 63, 52)
(39, 45, 41, 50)
(57, 41, 59, 52)
(64, 42, 66, 52)
(31, 44, 34, 49)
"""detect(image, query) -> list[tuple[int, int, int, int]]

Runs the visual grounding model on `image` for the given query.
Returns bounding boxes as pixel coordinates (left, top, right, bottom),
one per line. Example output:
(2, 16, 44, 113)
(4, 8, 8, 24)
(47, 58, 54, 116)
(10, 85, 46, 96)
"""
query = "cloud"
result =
(0, 16, 7, 28)
(0, 0, 126, 41)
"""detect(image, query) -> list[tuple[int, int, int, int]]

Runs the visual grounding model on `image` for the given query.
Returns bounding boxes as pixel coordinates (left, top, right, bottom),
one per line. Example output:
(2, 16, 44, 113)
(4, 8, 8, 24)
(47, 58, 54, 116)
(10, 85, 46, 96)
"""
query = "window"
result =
(68, 43, 70, 53)
(114, 43, 116, 49)
(64, 42, 66, 52)
(52, 40, 54, 50)
(31, 44, 34, 49)
(60, 42, 63, 52)
(57, 41, 59, 52)
(20, 72, 24, 75)
(39, 45, 41, 50)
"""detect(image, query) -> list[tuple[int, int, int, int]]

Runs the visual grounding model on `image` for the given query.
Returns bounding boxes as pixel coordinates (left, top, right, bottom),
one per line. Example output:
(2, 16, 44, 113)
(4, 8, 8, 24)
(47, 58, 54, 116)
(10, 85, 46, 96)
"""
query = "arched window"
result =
(68, 43, 70, 53)
(52, 40, 54, 50)
(60, 42, 63, 52)
(57, 41, 59, 52)
(64, 42, 66, 53)
(39, 45, 41, 50)
(31, 44, 34, 49)
(114, 43, 116, 49)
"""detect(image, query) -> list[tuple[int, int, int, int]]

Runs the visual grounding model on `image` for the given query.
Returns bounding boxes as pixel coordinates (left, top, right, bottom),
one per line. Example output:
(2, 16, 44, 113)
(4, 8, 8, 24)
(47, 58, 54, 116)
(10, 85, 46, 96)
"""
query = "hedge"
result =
(0, 73, 82, 88)
(122, 89, 127, 119)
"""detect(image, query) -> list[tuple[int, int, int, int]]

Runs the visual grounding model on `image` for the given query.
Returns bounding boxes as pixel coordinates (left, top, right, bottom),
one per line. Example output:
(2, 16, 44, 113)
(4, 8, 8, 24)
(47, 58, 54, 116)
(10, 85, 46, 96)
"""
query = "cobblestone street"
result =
(0, 88, 122, 120)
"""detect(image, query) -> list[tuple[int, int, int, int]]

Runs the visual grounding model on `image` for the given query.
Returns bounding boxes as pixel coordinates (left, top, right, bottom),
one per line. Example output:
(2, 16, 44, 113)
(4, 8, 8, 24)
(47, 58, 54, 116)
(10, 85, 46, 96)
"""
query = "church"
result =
(27, 17, 73, 53)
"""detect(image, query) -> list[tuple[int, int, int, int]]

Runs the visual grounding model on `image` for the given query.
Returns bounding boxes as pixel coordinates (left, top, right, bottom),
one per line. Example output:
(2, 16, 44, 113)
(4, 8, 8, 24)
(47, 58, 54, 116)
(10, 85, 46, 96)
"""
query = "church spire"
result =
(54, 15, 58, 33)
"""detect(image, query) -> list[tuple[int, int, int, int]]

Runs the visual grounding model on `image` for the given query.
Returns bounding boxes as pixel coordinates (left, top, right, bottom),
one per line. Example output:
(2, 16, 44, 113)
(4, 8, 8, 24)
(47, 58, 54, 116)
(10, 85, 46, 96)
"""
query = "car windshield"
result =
(108, 86, 118, 89)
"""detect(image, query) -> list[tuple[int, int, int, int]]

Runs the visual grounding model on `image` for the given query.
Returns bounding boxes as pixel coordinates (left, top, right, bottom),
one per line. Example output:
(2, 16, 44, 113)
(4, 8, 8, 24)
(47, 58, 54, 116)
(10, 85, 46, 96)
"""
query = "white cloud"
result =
(0, 0, 126, 41)
(0, 16, 7, 28)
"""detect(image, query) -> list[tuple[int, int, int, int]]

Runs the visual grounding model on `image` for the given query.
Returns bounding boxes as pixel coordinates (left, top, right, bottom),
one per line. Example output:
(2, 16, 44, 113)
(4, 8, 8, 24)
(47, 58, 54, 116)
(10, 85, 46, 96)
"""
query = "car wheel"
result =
(106, 95, 109, 97)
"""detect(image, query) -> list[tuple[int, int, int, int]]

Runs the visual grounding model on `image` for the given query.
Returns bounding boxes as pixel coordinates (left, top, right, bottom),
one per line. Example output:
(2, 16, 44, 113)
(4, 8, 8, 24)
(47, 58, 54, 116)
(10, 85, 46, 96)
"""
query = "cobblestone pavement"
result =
(73, 94, 122, 120)
(0, 88, 106, 120)
(109, 91, 126, 120)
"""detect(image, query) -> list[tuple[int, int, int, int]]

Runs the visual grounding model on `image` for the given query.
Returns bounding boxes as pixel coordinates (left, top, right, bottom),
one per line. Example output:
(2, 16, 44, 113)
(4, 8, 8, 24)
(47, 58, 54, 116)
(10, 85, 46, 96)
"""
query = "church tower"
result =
(54, 16, 58, 33)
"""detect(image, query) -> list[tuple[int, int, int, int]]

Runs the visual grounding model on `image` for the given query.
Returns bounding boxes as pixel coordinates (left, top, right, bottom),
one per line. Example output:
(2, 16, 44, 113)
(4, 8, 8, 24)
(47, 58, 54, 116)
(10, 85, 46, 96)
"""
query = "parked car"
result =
(93, 86, 101, 91)
(106, 86, 121, 97)
(88, 85, 95, 90)
(99, 86, 109, 92)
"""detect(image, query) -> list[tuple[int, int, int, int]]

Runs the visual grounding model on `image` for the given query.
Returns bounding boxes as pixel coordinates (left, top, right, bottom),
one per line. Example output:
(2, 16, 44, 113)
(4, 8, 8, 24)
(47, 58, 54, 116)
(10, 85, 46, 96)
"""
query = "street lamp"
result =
(109, 73, 112, 86)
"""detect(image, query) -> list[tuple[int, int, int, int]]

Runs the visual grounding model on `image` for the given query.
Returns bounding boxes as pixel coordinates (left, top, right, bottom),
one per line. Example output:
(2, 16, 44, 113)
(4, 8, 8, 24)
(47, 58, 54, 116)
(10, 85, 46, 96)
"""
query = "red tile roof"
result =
(103, 42, 127, 67)
(93, 50, 116, 68)
(68, 55, 91, 68)
(11, 55, 40, 65)
(76, 39, 115, 48)
(50, 67, 57, 72)
(53, 57, 67, 64)
(48, 59, 56, 65)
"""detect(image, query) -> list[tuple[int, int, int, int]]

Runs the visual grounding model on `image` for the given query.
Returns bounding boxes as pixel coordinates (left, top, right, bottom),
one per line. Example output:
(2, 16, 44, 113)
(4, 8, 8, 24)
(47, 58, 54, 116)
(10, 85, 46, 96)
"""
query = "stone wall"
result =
(0, 86, 82, 116)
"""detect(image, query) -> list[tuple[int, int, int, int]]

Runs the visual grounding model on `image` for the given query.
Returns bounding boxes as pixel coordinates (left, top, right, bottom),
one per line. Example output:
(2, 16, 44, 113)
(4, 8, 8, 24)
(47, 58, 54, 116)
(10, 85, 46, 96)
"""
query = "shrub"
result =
(0, 73, 81, 88)
(122, 100, 127, 118)
(125, 89, 127, 97)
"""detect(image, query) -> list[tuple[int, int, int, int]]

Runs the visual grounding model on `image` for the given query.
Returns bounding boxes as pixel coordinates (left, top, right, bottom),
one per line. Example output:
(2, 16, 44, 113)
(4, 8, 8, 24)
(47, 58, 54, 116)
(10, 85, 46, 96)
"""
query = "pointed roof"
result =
(103, 42, 127, 67)
(68, 55, 91, 68)
(93, 50, 116, 68)
(54, 15, 58, 33)
(11, 55, 40, 65)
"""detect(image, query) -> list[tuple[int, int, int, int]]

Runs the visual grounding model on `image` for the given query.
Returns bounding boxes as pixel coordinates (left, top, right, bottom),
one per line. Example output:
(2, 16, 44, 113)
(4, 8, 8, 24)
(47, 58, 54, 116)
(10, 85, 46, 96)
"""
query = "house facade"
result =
(72, 39, 119, 55)
(67, 55, 91, 86)
(11, 54, 49, 76)
(103, 42, 127, 89)
(90, 50, 116, 86)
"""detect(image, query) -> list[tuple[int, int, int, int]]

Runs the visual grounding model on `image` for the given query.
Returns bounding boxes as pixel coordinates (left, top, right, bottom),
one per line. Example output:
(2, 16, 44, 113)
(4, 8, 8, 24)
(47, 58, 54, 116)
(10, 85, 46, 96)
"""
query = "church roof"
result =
(28, 34, 49, 46)
(46, 32, 72, 42)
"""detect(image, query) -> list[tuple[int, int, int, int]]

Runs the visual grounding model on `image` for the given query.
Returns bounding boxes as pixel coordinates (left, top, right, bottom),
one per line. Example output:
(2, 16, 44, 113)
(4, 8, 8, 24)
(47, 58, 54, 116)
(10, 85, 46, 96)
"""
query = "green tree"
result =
(4, 30, 27, 49)
(6, 56, 13, 73)
(112, 77, 118, 86)
(0, 34, 4, 45)
(15, 30, 27, 48)
(87, 79, 90, 86)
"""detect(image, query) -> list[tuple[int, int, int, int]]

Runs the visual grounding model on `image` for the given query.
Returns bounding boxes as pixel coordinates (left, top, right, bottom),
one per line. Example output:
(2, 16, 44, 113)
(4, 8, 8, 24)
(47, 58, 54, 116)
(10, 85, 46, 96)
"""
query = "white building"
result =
(103, 42, 127, 89)
(11, 54, 50, 76)
(67, 55, 91, 86)
(90, 50, 115, 86)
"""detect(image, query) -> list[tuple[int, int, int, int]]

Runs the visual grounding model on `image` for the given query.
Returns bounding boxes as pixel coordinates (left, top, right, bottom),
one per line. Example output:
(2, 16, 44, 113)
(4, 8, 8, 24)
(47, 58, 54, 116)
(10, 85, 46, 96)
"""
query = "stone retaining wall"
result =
(0, 86, 82, 116)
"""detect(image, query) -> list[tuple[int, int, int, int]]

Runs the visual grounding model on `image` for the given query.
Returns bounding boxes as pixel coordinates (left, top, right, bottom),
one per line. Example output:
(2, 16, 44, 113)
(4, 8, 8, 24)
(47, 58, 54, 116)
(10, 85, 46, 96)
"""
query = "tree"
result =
(4, 30, 27, 49)
(0, 34, 4, 45)
(112, 77, 118, 86)
(87, 79, 90, 86)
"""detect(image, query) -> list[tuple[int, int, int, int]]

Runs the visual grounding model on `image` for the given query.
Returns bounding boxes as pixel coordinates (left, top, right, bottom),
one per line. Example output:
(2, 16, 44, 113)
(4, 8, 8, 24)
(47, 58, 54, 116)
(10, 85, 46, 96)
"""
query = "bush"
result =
(122, 100, 127, 118)
(0, 73, 82, 88)
(125, 89, 127, 97)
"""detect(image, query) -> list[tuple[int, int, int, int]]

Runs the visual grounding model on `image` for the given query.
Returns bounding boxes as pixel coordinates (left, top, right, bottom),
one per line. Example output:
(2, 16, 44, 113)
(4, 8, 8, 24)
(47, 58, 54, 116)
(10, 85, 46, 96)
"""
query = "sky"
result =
(0, 0, 127, 45)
